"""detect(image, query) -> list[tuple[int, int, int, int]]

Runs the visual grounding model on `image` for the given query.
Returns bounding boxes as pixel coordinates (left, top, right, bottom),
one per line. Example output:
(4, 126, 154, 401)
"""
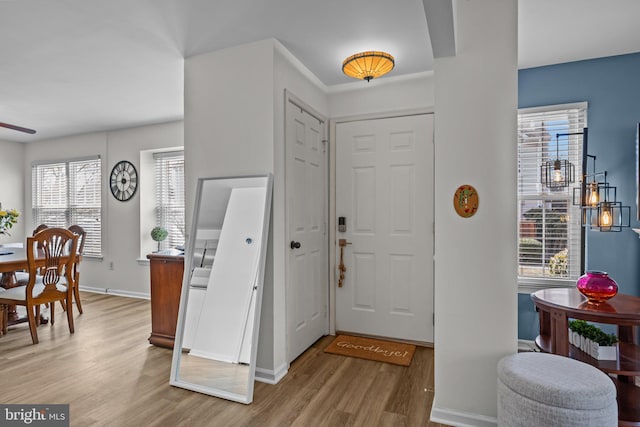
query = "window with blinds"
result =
(32, 157, 102, 257)
(517, 103, 586, 285)
(154, 151, 185, 250)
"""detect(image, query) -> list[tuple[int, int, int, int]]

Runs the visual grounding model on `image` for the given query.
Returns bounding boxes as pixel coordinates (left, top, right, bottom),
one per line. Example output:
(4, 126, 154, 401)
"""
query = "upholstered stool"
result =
(497, 352, 617, 427)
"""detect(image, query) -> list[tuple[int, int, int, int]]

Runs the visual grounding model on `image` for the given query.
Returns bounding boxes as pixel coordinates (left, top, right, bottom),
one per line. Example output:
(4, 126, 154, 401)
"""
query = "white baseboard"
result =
(80, 286, 150, 300)
(255, 363, 288, 384)
(430, 407, 497, 427)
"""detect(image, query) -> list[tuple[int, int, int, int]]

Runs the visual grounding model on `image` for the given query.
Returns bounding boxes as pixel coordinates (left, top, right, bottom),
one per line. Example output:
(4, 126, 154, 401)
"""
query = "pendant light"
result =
(542, 133, 575, 189)
(573, 129, 630, 232)
(342, 51, 395, 82)
(573, 154, 613, 210)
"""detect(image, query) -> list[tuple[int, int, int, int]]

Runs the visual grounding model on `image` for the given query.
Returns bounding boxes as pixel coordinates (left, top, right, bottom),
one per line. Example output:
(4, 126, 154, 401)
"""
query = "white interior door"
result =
(286, 98, 328, 362)
(335, 114, 434, 343)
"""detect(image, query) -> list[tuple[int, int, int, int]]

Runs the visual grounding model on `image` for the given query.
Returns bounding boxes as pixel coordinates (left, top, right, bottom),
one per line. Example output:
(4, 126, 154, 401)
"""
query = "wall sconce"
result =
(541, 133, 575, 189)
(342, 51, 395, 82)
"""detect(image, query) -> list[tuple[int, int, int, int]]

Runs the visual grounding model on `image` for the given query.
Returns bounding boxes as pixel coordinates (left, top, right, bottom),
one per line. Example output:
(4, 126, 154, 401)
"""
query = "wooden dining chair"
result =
(66, 225, 86, 314)
(33, 224, 49, 235)
(0, 228, 78, 344)
(15, 224, 51, 285)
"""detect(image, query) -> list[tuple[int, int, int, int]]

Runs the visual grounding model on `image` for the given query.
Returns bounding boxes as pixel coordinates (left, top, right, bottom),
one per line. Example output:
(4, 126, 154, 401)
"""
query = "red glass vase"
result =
(576, 271, 618, 303)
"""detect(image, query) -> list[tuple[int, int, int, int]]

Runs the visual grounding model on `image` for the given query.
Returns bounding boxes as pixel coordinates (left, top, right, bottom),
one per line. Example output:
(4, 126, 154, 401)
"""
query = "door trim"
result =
(284, 90, 330, 362)
(328, 107, 435, 336)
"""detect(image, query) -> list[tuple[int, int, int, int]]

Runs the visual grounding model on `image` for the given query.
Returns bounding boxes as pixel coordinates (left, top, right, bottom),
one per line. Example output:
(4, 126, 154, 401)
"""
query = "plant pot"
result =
(568, 329, 618, 361)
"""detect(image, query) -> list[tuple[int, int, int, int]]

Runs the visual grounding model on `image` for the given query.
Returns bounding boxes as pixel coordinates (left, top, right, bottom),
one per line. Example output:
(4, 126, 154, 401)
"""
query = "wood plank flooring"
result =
(0, 293, 448, 427)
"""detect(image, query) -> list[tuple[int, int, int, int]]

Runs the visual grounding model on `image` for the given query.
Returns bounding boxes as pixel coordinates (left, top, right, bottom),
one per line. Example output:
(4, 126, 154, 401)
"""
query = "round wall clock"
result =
(453, 184, 479, 218)
(110, 160, 138, 202)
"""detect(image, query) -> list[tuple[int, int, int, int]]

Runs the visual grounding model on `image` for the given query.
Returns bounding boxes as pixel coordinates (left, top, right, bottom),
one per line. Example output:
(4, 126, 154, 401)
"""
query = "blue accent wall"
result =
(518, 52, 640, 340)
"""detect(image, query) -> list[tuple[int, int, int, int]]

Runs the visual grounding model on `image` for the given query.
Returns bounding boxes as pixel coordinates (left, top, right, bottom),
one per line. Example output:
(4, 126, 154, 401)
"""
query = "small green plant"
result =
(569, 319, 618, 346)
(150, 226, 168, 251)
(549, 248, 568, 276)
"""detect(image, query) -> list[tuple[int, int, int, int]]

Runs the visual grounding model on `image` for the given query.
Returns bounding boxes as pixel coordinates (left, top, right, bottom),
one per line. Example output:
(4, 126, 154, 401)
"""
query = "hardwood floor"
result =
(0, 293, 448, 427)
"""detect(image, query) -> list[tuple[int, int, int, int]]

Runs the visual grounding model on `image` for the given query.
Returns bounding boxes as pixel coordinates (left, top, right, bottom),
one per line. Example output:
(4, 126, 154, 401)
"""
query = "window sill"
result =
(518, 278, 575, 294)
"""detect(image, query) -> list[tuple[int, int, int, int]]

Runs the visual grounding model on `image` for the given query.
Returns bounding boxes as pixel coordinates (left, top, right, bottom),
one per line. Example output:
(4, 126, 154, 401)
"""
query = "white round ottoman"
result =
(497, 352, 617, 427)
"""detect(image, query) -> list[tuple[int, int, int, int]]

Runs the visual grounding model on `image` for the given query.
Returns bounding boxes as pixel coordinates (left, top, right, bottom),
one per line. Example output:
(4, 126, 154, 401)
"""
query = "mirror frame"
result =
(169, 174, 273, 404)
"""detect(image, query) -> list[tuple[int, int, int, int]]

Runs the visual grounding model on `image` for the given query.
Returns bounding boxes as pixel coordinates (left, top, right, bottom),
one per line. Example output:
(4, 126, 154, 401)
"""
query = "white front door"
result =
(335, 114, 434, 343)
(285, 98, 328, 362)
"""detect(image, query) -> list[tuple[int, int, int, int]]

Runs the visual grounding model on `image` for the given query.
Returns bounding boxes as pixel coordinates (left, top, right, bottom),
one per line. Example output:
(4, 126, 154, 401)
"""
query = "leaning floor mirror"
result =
(170, 174, 273, 404)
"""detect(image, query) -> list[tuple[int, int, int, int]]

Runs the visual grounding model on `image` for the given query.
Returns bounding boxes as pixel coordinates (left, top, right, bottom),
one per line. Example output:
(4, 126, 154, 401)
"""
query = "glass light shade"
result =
(600, 203, 613, 227)
(587, 182, 599, 206)
(553, 161, 564, 183)
(342, 51, 395, 82)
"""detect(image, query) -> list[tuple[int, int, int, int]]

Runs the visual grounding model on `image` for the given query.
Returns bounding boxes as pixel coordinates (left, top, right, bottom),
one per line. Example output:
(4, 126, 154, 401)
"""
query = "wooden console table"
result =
(531, 288, 640, 426)
(147, 250, 184, 349)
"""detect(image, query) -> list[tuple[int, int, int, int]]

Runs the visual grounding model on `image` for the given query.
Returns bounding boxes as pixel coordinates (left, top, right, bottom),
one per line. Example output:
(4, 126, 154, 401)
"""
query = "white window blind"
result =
(32, 157, 102, 257)
(154, 151, 185, 250)
(517, 104, 586, 284)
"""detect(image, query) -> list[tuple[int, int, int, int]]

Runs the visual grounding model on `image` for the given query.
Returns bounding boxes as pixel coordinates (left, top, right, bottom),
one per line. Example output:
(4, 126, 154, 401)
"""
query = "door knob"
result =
(290, 241, 301, 249)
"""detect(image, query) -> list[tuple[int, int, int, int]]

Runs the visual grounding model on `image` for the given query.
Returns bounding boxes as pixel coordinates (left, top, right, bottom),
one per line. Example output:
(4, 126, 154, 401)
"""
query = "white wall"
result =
(0, 139, 26, 244)
(23, 121, 183, 297)
(184, 39, 278, 376)
(185, 38, 330, 379)
(329, 72, 434, 118)
(431, 0, 518, 425)
(105, 121, 184, 296)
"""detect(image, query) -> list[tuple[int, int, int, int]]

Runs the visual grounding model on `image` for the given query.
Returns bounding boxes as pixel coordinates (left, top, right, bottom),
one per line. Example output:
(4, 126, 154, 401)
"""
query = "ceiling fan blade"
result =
(0, 122, 36, 134)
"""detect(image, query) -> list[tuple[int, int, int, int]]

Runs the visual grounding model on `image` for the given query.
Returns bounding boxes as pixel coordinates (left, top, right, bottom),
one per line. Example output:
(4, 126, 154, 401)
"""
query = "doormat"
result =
(324, 335, 416, 366)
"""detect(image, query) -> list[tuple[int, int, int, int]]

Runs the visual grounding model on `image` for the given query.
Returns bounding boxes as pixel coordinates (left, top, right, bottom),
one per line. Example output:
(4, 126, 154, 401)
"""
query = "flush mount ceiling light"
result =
(342, 51, 395, 82)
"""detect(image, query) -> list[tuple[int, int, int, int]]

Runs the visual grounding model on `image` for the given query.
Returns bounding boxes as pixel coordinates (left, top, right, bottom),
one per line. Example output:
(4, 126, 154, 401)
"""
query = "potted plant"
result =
(568, 319, 618, 360)
(150, 226, 168, 252)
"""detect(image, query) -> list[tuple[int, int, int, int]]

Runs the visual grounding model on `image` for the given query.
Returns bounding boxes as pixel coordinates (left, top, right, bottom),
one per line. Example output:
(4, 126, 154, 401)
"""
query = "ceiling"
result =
(1, 0, 639, 143)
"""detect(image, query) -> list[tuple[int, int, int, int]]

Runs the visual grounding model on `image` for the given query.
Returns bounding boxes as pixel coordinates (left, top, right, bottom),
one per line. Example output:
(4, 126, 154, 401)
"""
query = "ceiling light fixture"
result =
(342, 51, 395, 82)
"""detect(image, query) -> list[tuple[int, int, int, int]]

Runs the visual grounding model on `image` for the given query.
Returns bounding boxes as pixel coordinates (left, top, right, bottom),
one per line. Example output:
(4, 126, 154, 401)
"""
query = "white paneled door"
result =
(286, 99, 328, 363)
(335, 114, 434, 343)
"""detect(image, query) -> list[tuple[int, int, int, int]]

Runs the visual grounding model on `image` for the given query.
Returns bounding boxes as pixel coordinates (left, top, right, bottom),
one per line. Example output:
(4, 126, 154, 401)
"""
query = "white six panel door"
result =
(286, 100, 328, 362)
(335, 114, 434, 343)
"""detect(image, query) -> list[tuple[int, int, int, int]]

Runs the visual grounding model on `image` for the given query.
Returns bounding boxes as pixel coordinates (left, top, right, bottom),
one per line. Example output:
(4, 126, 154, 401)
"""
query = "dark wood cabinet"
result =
(147, 250, 184, 349)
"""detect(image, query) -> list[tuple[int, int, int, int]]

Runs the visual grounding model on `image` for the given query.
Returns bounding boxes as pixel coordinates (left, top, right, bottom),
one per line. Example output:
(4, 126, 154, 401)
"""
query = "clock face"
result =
(110, 160, 138, 201)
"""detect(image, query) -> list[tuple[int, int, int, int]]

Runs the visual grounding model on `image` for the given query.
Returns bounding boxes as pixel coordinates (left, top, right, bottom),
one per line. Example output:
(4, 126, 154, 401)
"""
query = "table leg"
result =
(0, 272, 17, 288)
(618, 325, 636, 384)
(550, 309, 569, 356)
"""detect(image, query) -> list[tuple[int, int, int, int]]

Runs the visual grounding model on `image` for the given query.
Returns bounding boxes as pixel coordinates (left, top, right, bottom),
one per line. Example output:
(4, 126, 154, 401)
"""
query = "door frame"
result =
(284, 90, 330, 362)
(328, 107, 435, 336)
